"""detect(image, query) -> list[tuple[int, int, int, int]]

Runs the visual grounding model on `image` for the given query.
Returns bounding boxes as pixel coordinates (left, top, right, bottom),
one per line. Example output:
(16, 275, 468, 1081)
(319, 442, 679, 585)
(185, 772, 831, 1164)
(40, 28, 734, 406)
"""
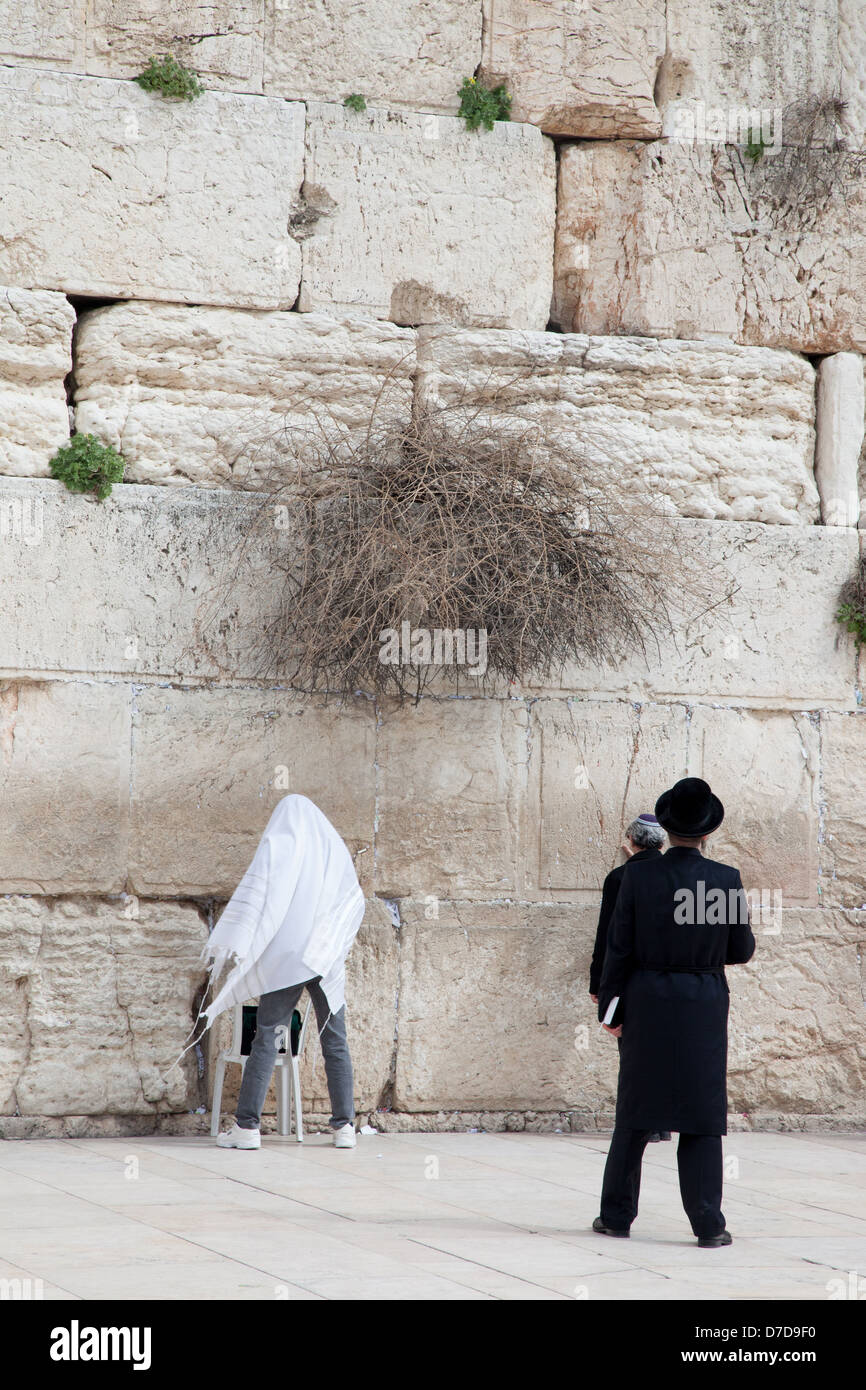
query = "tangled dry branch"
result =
(214, 385, 725, 705)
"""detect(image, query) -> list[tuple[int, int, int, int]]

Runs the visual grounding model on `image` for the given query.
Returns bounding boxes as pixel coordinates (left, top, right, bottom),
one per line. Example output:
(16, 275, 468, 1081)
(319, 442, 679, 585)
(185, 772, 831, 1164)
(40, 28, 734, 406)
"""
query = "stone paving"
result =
(0, 1131, 863, 1301)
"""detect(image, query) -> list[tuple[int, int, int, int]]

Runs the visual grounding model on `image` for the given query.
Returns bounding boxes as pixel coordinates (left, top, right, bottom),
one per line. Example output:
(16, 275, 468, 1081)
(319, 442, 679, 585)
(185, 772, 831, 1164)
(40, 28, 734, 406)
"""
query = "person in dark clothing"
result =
(589, 812, 666, 996)
(589, 812, 670, 1143)
(593, 777, 755, 1247)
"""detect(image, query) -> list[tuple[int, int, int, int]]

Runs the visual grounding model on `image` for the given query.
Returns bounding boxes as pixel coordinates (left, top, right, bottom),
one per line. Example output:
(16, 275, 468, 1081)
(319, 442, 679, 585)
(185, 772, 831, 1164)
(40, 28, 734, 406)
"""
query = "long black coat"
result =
(597, 846, 755, 1135)
(589, 847, 662, 995)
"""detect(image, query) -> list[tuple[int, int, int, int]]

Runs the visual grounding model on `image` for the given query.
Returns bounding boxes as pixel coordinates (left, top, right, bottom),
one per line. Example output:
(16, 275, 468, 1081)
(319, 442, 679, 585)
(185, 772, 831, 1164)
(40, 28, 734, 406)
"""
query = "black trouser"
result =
(599, 1127, 725, 1237)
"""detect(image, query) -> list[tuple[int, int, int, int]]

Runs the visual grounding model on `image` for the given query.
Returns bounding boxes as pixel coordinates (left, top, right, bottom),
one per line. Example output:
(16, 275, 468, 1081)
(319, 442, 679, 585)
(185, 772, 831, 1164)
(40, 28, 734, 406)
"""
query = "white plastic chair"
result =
(210, 997, 312, 1141)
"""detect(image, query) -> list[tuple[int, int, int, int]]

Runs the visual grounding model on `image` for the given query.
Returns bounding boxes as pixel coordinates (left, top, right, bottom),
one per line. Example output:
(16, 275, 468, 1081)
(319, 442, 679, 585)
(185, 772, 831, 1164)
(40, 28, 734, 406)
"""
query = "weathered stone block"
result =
(687, 707, 820, 905)
(525, 519, 859, 709)
(727, 910, 866, 1123)
(531, 700, 688, 892)
(553, 139, 866, 352)
(0, 287, 73, 478)
(393, 905, 618, 1112)
(839, 0, 866, 147)
(299, 103, 556, 329)
(264, 0, 480, 111)
(85, 1, 265, 92)
(74, 303, 416, 487)
(0, 680, 130, 893)
(0, 897, 207, 1115)
(0, 70, 303, 308)
(416, 325, 819, 524)
(480, 0, 665, 137)
(819, 712, 866, 909)
(375, 698, 528, 899)
(129, 686, 376, 897)
(0, 479, 285, 681)
(815, 353, 864, 526)
(0, 0, 84, 66)
(658, 1, 840, 146)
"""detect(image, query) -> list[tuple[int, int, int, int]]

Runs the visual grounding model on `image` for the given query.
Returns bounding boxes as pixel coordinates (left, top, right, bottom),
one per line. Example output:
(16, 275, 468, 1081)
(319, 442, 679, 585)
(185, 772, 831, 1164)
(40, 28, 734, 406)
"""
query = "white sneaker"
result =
(216, 1123, 261, 1150)
(334, 1123, 356, 1149)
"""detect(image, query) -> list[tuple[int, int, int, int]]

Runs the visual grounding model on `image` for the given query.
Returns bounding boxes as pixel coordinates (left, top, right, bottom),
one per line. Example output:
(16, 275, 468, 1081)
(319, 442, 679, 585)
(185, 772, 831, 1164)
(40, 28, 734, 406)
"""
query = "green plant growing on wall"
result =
(49, 434, 125, 502)
(343, 93, 367, 112)
(835, 558, 866, 644)
(458, 75, 511, 131)
(134, 53, 204, 101)
(744, 127, 769, 161)
(836, 601, 866, 644)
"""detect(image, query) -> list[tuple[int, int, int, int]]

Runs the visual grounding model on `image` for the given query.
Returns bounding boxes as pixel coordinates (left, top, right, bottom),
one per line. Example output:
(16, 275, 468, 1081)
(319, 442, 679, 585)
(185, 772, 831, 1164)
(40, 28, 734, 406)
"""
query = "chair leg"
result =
(277, 1062, 291, 1137)
(293, 1057, 303, 1143)
(211, 1058, 226, 1138)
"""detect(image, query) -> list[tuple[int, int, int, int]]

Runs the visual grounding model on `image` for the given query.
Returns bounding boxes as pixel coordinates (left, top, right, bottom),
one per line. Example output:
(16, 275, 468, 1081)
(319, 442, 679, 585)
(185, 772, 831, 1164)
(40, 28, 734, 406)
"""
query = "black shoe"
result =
(593, 1216, 630, 1238)
(697, 1230, 733, 1248)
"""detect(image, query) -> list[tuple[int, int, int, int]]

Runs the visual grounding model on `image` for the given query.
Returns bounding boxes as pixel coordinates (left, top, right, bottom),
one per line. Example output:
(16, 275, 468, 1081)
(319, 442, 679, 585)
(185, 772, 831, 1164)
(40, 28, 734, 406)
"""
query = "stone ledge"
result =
(2, 1111, 862, 1138)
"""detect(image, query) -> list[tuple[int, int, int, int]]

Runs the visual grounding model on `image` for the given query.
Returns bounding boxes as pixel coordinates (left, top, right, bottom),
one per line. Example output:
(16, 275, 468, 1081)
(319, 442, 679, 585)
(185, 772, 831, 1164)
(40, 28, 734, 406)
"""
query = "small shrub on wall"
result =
(836, 557, 866, 645)
(49, 433, 125, 501)
(134, 54, 204, 101)
(458, 76, 511, 131)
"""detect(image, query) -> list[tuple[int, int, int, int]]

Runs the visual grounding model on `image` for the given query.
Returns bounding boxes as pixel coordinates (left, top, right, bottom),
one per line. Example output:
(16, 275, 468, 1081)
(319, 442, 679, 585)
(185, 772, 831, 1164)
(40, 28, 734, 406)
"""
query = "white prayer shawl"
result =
(200, 794, 365, 1025)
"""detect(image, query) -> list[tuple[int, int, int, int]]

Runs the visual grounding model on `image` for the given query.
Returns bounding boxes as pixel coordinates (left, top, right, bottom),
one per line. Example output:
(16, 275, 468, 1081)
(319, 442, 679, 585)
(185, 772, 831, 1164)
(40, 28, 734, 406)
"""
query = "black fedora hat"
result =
(654, 777, 724, 837)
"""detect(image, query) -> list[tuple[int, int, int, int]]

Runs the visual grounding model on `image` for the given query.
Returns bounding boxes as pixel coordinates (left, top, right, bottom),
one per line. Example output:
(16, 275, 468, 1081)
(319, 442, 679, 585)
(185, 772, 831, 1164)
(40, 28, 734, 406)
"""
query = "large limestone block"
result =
(0, 680, 129, 894)
(86, 2, 265, 92)
(0, 896, 207, 1116)
(819, 712, 866, 908)
(416, 325, 819, 524)
(0, 479, 285, 681)
(525, 519, 859, 709)
(480, 0, 665, 138)
(727, 910, 866, 1123)
(839, 0, 866, 147)
(815, 353, 864, 526)
(73, 303, 416, 487)
(394, 905, 618, 1112)
(0, 69, 303, 309)
(130, 686, 376, 897)
(299, 104, 556, 329)
(0, 287, 73, 477)
(658, 1, 839, 145)
(0, 0, 83, 66)
(687, 708, 820, 905)
(264, 0, 480, 110)
(375, 699, 528, 899)
(531, 700, 688, 893)
(553, 139, 866, 352)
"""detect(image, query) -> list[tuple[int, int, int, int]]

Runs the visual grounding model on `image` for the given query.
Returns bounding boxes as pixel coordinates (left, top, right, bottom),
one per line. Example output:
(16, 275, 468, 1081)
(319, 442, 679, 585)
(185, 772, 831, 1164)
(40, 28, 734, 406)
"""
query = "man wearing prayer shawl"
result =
(199, 794, 366, 1150)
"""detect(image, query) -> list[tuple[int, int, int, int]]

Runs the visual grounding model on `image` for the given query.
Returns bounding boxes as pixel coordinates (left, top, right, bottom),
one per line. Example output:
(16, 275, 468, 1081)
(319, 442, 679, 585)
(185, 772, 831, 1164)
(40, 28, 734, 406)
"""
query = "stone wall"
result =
(0, 1, 865, 1136)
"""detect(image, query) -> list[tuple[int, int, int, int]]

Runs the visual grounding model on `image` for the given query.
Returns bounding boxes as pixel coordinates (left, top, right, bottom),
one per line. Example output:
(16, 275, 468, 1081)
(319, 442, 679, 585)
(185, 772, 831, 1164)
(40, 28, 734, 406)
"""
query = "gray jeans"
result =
(235, 977, 355, 1131)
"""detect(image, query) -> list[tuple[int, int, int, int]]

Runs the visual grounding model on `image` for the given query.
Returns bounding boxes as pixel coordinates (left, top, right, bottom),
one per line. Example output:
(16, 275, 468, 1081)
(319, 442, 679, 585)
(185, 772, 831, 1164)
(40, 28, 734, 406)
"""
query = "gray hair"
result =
(625, 817, 666, 850)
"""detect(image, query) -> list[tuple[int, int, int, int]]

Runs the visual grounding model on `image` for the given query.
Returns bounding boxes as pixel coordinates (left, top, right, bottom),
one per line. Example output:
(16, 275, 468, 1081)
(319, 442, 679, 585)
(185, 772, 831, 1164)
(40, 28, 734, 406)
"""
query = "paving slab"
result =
(0, 1131, 863, 1300)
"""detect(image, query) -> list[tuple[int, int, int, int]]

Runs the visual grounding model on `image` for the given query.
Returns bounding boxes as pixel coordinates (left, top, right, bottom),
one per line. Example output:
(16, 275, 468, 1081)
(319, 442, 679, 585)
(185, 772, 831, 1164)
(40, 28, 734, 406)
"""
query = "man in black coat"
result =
(593, 777, 755, 1247)
(589, 812, 670, 1144)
